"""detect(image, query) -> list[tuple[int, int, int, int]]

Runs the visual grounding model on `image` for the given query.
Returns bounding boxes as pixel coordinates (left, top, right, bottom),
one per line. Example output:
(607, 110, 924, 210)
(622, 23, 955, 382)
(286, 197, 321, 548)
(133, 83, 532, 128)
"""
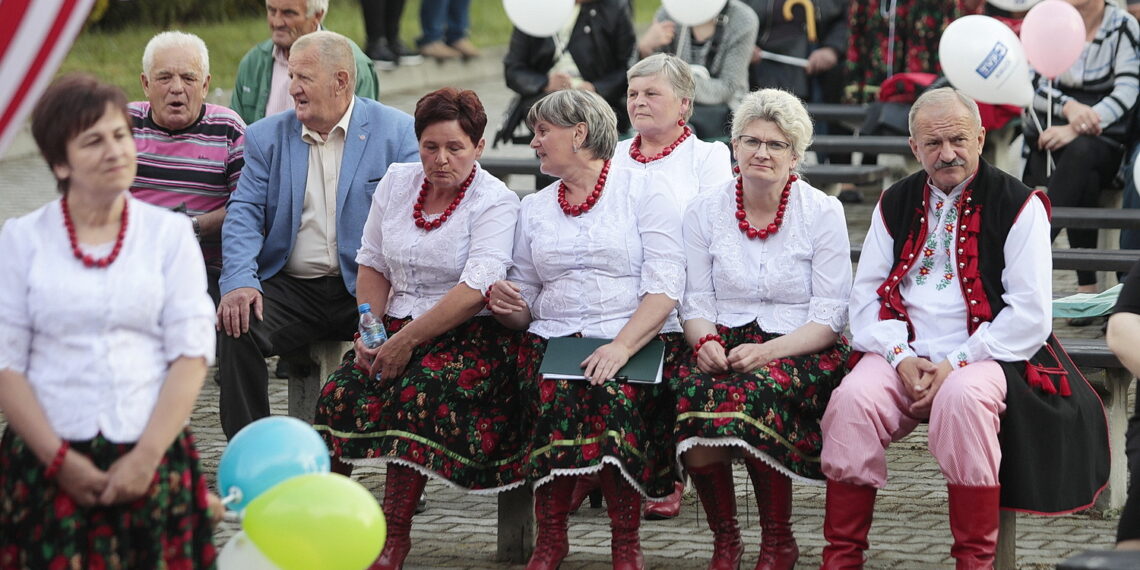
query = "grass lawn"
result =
(59, 0, 660, 101)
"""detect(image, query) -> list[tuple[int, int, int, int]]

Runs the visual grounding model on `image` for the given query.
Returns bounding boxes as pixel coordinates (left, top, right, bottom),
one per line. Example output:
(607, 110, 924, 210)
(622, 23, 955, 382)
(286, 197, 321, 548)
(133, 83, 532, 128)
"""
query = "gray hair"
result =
(267, 0, 328, 18)
(526, 90, 618, 160)
(731, 89, 813, 158)
(627, 53, 696, 120)
(291, 30, 356, 86)
(908, 87, 982, 135)
(141, 31, 209, 78)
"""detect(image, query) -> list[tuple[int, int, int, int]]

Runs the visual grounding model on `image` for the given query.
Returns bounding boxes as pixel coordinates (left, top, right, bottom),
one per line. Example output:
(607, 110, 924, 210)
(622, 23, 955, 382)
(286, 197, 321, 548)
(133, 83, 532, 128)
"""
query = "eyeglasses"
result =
(735, 136, 792, 156)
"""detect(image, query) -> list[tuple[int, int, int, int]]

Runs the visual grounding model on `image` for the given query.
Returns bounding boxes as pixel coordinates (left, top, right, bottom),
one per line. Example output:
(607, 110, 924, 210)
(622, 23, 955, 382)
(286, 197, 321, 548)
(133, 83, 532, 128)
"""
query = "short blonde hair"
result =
(731, 89, 813, 158)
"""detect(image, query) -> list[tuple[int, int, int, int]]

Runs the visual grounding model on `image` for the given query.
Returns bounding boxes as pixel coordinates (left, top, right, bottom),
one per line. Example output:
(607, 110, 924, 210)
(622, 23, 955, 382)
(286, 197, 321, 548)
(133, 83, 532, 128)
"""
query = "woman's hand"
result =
(581, 342, 633, 385)
(1062, 100, 1102, 136)
(99, 448, 159, 505)
(369, 334, 416, 382)
(353, 336, 381, 373)
(488, 280, 528, 316)
(56, 450, 109, 507)
(1038, 125, 1079, 151)
(696, 341, 731, 374)
(727, 343, 778, 373)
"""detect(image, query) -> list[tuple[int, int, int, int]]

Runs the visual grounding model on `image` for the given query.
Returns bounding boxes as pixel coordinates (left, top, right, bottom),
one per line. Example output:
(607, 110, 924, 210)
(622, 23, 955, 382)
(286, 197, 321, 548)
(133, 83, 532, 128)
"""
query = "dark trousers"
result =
(1026, 135, 1124, 286)
(1119, 391, 1140, 542)
(361, 0, 407, 45)
(218, 273, 357, 439)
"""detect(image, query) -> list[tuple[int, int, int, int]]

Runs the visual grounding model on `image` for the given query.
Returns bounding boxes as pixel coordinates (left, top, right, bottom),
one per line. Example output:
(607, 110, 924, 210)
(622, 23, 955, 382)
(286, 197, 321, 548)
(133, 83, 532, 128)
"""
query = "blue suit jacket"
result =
(220, 96, 418, 297)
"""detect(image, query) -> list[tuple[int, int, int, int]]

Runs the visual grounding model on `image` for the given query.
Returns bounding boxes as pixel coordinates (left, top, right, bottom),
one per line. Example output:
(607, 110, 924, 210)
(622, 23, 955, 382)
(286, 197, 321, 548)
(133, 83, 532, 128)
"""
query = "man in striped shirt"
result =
(130, 31, 247, 303)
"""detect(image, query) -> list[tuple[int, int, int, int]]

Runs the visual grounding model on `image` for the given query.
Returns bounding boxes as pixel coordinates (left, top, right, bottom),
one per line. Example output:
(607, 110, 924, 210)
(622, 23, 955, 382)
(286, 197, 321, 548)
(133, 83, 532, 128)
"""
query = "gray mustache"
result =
(936, 158, 966, 169)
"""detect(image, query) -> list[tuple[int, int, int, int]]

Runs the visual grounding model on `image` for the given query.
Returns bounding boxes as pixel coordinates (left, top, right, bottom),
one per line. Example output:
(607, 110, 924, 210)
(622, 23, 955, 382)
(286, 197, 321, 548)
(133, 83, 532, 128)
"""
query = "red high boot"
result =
(688, 462, 744, 570)
(599, 466, 644, 570)
(568, 472, 602, 513)
(526, 475, 577, 570)
(947, 484, 1000, 570)
(745, 459, 798, 570)
(371, 464, 428, 570)
(820, 479, 877, 570)
(643, 480, 684, 520)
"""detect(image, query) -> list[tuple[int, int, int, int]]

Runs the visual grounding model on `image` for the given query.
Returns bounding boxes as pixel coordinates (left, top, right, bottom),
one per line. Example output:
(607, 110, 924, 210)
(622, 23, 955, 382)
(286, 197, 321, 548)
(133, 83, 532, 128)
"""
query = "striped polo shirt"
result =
(129, 102, 246, 268)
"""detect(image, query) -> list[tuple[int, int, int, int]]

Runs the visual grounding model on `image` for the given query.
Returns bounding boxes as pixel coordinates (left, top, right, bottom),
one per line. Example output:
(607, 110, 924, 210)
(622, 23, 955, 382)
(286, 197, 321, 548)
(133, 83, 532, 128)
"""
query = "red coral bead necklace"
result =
(61, 195, 128, 268)
(629, 125, 691, 164)
(558, 159, 610, 216)
(736, 172, 796, 240)
(413, 165, 477, 230)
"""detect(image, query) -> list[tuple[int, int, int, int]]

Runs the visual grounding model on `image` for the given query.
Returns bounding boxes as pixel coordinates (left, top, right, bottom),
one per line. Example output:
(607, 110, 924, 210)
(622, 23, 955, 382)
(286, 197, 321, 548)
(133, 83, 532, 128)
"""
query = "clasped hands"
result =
(896, 356, 953, 418)
(695, 341, 777, 374)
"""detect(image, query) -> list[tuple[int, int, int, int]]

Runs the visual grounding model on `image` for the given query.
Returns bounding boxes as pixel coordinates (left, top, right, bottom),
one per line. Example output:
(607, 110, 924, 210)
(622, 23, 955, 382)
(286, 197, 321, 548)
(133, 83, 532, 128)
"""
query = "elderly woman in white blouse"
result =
(488, 89, 685, 570)
(0, 74, 218, 568)
(312, 88, 524, 570)
(674, 89, 851, 570)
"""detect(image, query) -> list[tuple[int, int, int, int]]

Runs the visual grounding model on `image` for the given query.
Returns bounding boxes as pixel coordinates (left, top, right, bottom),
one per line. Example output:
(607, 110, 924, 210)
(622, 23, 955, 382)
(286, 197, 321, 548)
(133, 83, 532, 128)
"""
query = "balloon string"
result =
(221, 488, 242, 505)
(1046, 80, 1054, 177)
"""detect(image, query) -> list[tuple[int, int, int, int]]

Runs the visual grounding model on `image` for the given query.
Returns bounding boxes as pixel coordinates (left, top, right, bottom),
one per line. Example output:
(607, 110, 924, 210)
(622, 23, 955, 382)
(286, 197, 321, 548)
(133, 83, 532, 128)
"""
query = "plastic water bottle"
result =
(358, 303, 387, 349)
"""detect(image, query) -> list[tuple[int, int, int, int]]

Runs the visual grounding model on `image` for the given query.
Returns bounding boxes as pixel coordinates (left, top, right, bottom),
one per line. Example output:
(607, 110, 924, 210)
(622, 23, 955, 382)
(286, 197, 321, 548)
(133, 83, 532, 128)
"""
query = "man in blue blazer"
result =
(217, 30, 418, 439)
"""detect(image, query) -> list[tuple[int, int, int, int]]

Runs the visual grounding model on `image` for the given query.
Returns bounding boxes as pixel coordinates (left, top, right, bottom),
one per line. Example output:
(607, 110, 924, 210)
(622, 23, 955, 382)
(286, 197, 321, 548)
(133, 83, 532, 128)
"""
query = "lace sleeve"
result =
(461, 257, 509, 294)
(640, 259, 685, 301)
(681, 291, 717, 323)
(808, 296, 848, 333)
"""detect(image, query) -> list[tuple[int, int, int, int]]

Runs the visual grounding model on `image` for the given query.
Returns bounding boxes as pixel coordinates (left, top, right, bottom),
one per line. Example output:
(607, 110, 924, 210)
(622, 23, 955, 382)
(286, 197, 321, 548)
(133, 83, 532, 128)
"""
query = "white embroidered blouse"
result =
(613, 135, 734, 206)
(357, 162, 520, 319)
(849, 180, 1052, 369)
(681, 178, 851, 333)
(0, 195, 215, 443)
(511, 167, 685, 339)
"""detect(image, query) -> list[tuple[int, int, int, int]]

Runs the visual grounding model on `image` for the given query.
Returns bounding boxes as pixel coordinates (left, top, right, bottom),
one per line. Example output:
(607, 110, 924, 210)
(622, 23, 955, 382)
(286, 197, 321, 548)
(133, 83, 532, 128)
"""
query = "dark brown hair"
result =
(31, 73, 130, 192)
(413, 87, 487, 144)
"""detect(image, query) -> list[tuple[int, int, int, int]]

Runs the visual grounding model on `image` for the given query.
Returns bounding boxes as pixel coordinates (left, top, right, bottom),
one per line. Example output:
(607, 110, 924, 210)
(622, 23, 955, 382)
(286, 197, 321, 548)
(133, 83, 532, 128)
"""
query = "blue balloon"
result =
(218, 416, 331, 512)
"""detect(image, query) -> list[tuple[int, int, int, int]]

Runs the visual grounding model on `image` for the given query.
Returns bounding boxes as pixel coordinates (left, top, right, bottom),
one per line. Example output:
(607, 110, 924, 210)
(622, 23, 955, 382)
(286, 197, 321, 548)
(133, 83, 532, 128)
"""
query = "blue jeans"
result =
(418, 0, 470, 45)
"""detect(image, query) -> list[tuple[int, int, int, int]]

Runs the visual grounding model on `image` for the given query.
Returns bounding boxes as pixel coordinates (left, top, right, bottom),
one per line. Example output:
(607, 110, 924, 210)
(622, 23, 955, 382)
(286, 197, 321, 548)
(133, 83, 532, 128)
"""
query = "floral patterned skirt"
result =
(0, 427, 217, 569)
(314, 316, 527, 492)
(519, 332, 684, 499)
(671, 322, 851, 482)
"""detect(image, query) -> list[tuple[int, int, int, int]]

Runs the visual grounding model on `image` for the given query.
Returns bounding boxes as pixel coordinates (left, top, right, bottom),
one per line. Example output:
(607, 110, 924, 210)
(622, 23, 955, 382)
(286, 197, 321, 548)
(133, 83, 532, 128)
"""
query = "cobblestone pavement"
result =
(0, 52, 1127, 569)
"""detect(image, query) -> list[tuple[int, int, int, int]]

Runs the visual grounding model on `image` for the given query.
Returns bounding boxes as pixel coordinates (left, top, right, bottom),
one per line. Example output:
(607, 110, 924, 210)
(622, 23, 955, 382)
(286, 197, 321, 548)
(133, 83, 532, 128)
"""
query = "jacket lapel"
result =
(338, 97, 368, 216)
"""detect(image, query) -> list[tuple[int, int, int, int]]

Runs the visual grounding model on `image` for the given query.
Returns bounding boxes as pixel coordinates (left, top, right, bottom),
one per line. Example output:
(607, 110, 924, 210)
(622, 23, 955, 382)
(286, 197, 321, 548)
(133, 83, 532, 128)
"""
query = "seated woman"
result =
(496, 0, 636, 145)
(312, 88, 525, 570)
(635, 0, 758, 138)
(489, 89, 685, 570)
(1023, 0, 1140, 298)
(0, 74, 219, 567)
(675, 89, 852, 569)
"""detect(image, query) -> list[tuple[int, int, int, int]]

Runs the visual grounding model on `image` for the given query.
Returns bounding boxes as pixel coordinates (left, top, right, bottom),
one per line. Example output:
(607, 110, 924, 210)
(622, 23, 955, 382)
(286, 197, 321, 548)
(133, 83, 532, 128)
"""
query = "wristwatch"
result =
(191, 216, 201, 239)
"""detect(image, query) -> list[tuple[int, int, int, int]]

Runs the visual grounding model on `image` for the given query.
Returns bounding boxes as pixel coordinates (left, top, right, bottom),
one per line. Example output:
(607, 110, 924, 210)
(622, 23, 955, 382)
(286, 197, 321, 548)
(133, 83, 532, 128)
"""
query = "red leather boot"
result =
(371, 464, 428, 570)
(688, 462, 744, 570)
(947, 484, 1000, 570)
(745, 459, 798, 570)
(643, 480, 684, 520)
(525, 475, 577, 570)
(599, 466, 644, 570)
(568, 472, 602, 513)
(820, 479, 877, 570)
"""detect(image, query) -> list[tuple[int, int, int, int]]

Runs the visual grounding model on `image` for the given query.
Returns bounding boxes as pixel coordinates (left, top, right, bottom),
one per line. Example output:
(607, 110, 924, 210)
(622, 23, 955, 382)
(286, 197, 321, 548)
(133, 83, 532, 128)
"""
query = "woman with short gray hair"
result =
(488, 89, 685, 570)
(673, 88, 851, 569)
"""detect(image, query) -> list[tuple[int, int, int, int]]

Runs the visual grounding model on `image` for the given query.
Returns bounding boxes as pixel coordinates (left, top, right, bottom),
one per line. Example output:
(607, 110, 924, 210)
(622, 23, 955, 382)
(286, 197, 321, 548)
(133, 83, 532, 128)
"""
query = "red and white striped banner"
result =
(0, 0, 95, 156)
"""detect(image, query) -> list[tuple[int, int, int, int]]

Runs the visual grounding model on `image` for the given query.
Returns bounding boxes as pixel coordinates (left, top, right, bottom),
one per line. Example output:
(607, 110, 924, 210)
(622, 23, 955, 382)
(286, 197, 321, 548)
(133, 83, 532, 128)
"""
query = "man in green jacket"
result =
(232, 0, 379, 125)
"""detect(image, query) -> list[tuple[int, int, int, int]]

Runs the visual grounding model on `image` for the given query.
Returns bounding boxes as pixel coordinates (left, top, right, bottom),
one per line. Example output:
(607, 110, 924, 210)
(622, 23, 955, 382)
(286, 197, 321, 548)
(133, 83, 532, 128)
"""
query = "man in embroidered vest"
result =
(217, 30, 417, 439)
(130, 31, 246, 304)
(818, 87, 1053, 568)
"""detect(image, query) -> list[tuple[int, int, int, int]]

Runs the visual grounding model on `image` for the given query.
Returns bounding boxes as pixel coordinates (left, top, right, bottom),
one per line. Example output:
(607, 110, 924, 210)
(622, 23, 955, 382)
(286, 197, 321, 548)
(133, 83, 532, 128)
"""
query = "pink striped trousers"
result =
(820, 354, 1006, 488)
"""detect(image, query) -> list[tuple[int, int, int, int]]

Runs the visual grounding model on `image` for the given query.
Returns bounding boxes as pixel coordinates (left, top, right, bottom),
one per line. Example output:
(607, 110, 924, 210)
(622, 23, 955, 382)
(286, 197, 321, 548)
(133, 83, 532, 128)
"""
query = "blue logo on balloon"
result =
(975, 41, 1008, 79)
(218, 416, 332, 512)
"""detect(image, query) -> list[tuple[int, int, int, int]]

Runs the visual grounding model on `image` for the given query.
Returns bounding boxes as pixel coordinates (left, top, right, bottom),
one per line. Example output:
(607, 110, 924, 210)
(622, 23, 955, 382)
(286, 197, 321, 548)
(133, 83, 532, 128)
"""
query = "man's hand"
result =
(806, 47, 839, 75)
(217, 287, 263, 337)
(1038, 125, 1080, 152)
(638, 20, 676, 57)
(545, 72, 574, 93)
(909, 360, 953, 418)
(896, 356, 938, 402)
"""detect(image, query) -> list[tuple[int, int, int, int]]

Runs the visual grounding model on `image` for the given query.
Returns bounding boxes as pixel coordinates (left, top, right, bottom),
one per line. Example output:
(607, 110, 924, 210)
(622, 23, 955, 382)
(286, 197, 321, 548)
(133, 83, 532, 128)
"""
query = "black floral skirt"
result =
(314, 316, 527, 492)
(0, 427, 217, 569)
(671, 322, 850, 481)
(518, 332, 684, 499)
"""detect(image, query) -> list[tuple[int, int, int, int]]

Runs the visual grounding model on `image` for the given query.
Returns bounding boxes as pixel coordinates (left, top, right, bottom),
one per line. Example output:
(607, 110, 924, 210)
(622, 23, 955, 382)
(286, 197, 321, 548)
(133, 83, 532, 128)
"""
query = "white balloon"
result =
(986, 0, 1041, 11)
(662, 0, 729, 26)
(218, 531, 282, 570)
(938, 16, 1034, 107)
(503, 0, 576, 38)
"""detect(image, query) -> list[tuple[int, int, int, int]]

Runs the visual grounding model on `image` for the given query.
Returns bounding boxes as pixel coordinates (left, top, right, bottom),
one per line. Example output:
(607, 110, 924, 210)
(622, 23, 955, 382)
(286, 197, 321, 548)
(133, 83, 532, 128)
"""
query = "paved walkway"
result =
(0, 51, 1127, 569)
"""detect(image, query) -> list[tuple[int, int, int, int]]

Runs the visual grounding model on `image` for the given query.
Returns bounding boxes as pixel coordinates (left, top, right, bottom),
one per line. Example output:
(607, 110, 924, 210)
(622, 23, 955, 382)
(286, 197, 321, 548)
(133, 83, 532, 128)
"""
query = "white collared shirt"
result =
(285, 96, 356, 279)
(613, 135, 733, 208)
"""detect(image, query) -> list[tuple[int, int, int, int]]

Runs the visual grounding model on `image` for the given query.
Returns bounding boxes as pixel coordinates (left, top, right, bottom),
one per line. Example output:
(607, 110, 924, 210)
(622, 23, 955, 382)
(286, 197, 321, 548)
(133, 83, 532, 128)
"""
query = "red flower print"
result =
(422, 353, 445, 371)
(714, 402, 737, 426)
(48, 556, 70, 570)
(367, 402, 382, 422)
(457, 368, 481, 389)
(540, 380, 556, 403)
(399, 385, 418, 402)
(437, 404, 450, 418)
(944, 272, 954, 281)
(769, 367, 792, 389)
(819, 354, 837, 371)
(620, 384, 637, 399)
(53, 492, 75, 519)
(582, 442, 600, 460)
(919, 266, 931, 276)
(924, 247, 934, 257)
(677, 397, 691, 413)
(624, 433, 638, 447)
(481, 432, 498, 454)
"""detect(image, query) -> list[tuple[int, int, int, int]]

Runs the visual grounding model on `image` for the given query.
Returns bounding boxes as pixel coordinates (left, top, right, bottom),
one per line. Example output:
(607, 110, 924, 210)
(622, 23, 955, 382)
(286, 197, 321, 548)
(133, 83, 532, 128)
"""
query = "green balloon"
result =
(244, 473, 386, 570)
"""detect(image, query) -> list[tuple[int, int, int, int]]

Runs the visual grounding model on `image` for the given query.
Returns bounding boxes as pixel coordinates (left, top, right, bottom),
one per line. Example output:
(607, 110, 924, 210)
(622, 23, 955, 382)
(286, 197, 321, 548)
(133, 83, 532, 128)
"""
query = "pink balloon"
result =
(1020, 0, 1085, 79)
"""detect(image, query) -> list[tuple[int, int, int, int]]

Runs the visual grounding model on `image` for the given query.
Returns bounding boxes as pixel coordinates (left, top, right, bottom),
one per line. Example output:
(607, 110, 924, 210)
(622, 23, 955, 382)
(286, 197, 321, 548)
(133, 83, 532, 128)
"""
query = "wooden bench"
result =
(278, 341, 351, 423)
(806, 102, 869, 131)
